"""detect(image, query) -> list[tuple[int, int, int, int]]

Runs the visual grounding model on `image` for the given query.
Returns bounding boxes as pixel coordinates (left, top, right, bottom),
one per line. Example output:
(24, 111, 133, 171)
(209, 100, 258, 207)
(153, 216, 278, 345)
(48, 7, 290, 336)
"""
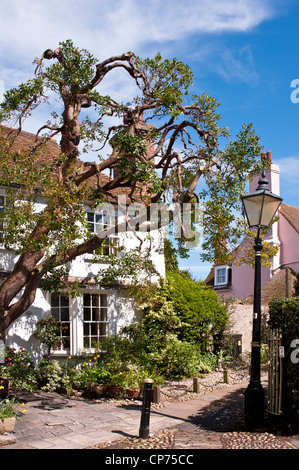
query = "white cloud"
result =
(0, 0, 275, 73)
(276, 156, 299, 179)
(0, 80, 4, 103)
(216, 45, 260, 84)
(0, 0, 277, 141)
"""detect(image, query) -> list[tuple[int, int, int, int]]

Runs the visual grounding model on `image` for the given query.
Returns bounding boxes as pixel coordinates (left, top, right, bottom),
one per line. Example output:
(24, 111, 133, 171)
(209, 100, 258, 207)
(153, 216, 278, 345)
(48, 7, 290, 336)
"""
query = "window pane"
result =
(84, 308, 91, 321)
(100, 294, 107, 307)
(90, 323, 98, 335)
(51, 296, 60, 307)
(50, 294, 70, 351)
(82, 293, 108, 349)
(60, 296, 69, 307)
(51, 308, 59, 321)
(61, 308, 69, 322)
(92, 307, 100, 322)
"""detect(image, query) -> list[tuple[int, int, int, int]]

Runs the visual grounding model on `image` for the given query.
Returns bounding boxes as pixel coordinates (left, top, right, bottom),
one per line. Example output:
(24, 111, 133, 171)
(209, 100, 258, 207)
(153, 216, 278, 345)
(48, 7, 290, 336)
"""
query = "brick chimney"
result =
(250, 148, 279, 196)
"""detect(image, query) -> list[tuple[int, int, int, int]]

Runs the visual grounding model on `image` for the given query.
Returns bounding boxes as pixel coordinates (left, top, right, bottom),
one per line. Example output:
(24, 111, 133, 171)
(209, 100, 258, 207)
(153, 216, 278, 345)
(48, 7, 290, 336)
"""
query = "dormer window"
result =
(214, 265, 229, 287)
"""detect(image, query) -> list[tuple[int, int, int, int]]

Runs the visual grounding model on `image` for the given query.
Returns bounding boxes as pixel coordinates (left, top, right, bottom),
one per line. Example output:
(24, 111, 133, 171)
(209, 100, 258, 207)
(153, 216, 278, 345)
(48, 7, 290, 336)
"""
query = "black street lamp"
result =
(241, 170, 282, 429)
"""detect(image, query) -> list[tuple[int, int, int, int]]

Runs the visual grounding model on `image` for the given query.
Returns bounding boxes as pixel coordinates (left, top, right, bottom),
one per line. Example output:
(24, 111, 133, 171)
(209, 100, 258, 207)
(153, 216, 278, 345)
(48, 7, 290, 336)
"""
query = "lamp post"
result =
(241, 170, 282, 429)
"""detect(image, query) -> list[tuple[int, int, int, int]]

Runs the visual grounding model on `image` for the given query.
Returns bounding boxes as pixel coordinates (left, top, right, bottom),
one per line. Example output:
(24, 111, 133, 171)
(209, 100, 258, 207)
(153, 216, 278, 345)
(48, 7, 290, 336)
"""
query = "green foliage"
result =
(134, 52, 194, 116)
(268, 297, 299, 416)
(0, 397, 26, 419)
(37, 358, 82, 392)
(36, 39, 98, 94)
(0, 347, 38, 392)
(166, 271, 228, 351)
(0, 39, 265, 338)
(0, 77, 44, 122)
(33, 316, 63, 359)
(96, 275, 228, 380)
(94, 247, 159, 286)
(200, 123, 264, 264)
(80, 366, 111, 386)
(294, 273, 299, 296)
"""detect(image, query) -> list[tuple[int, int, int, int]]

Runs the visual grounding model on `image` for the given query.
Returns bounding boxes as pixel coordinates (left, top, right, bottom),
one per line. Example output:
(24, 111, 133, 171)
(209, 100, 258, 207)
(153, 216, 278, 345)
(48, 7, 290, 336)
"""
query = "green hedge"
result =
(268, 297, 299, 419)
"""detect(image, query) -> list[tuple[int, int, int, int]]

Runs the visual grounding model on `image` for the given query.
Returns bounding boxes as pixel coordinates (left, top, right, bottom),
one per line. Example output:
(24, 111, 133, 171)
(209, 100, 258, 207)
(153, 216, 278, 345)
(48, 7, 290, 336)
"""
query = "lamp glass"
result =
(242, 192, 282, 228)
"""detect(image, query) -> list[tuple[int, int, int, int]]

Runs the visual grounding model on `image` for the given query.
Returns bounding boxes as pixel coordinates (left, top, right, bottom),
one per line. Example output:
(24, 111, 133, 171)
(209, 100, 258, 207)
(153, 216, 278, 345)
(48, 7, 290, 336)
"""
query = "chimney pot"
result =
(266, 149, 272, 163)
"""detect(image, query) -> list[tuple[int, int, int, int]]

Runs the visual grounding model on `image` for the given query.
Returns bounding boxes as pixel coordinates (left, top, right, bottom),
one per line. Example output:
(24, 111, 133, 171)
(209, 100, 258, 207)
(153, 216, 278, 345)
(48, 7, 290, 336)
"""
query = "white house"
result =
(0, 127, 166, 363)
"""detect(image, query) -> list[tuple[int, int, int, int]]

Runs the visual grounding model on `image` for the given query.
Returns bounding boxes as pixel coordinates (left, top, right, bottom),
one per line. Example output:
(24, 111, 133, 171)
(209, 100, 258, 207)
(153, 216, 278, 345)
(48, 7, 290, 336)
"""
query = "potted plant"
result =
(0, 397, 26, 434)
(123, 370, 143, 399)
(107, 372, 127, 398)
(81, 367, 111, 398)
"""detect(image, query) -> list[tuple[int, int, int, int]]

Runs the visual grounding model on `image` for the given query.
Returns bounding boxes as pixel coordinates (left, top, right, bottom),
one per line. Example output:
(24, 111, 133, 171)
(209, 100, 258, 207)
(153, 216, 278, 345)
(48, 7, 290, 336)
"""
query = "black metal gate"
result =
(267, 328, 285, 417)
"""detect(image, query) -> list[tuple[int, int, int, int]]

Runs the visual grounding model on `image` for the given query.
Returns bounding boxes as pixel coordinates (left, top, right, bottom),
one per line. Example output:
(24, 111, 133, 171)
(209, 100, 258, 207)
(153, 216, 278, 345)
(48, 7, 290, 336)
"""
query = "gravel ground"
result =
(221, 431, 296, 449)
(90, 368, 297, 450)
(93, 367, 250, 410)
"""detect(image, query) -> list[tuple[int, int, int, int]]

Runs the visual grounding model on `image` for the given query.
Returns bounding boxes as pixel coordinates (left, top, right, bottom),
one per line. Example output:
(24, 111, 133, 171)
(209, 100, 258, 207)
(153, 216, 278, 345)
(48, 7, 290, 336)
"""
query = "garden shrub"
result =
(37, 358, 82, 392)
(148, 339, 208, 378)
(166, 271, 228, 351)
(80, 367, 111, 386)
(0, 346, 38, 392)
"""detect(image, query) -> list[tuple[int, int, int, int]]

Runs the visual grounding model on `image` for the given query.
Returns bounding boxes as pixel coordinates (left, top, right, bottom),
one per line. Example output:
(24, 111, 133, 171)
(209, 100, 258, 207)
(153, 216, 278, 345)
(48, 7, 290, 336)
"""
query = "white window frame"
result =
(86, 209, 121, 258)
(87, 209, 118, 236)
(50, 294, 71, 354)
(82, 292, 109, 350)
(214, 265, 228, 287)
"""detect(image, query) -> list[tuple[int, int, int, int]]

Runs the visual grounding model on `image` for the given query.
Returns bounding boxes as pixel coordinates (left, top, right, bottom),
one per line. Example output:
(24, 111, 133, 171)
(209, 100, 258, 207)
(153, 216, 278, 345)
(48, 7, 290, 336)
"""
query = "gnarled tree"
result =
(0, 39, 263, 339)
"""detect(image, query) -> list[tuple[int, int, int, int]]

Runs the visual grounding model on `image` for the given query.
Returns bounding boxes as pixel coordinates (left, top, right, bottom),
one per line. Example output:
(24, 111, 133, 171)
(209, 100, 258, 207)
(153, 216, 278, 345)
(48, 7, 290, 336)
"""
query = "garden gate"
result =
(267, 328, 285, 417)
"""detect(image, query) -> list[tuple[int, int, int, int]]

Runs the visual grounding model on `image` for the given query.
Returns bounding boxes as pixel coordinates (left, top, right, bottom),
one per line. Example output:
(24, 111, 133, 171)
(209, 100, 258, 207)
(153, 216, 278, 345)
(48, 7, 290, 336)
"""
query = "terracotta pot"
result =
(93, 384, 107, 398)
(0, 417, 16, 434)
(126, 388, 140, 399)
(107, 385, 123, 398)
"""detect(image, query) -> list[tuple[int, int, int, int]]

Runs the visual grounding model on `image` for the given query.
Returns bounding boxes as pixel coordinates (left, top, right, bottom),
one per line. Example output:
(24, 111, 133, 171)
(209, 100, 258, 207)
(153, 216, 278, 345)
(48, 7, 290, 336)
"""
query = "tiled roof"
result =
(0, 124, 61, 159)
(0, 125, 143, 203)
(279, 203, 299, 234)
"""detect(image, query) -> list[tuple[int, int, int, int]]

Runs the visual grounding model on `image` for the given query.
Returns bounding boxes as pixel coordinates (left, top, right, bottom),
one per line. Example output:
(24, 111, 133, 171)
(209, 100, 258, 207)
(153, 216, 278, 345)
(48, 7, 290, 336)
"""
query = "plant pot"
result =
(89, 383, 107, 398)
(107, 385, 123, 398)
(0, 417, 16, 434)
(0, 378, 9, 399)
(86, 382, 107, 399)
(58, 386, 75, 397)
(126, 388, 140, 399)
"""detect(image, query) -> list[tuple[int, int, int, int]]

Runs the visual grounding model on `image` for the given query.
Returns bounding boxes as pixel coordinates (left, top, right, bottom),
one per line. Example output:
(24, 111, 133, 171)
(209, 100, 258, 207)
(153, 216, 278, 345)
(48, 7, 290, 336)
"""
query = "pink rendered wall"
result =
(220, 262, 270, 300)
(278, 213, 299, 273)
(219, 236, 271, 300)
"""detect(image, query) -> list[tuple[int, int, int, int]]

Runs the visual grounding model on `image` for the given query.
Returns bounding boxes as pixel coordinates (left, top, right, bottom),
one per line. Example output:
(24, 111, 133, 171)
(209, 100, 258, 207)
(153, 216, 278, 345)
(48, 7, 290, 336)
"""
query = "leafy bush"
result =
(33, 316, 64, 359)
(0, 346, 38, 392)
(166, 271, 228, 351)
(37, 359, 82, 392)
(80, 367, 111, 386)
(149, 339, 205, 378)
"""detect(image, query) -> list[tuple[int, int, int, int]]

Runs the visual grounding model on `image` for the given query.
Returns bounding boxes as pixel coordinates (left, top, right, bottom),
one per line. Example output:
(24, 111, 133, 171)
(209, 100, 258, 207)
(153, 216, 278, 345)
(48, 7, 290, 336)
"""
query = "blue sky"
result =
(0, 0, 298, 279)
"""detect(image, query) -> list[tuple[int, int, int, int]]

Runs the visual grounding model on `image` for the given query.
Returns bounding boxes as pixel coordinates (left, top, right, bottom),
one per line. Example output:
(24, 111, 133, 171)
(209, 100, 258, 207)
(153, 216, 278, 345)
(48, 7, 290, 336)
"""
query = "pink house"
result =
(205, 151, 298, 353)
(206, 151, 298, 302)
